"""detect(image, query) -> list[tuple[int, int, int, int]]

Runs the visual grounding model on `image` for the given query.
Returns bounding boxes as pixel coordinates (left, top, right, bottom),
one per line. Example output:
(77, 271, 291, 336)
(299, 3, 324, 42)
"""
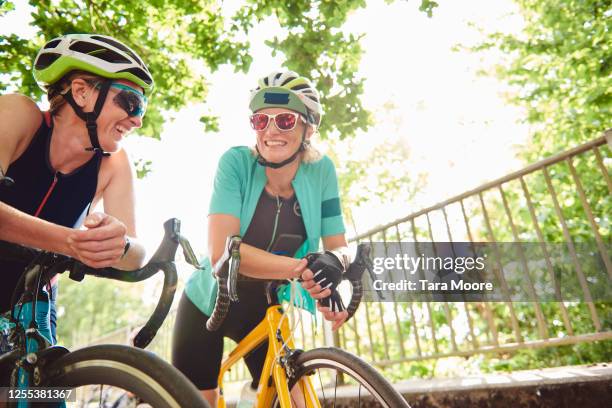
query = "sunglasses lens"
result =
(250, 114, 269, 130)
(275, 113, 297, 130)
(110, 83, 147, 117)
(114, 91, 146, 117)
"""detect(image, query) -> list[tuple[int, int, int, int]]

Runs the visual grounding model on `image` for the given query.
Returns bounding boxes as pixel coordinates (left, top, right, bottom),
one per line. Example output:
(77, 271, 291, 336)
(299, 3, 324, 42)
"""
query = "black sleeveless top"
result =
(0, 112, 102, 312)
(243, 189, 306, 256)
(237, 189, 306, 290)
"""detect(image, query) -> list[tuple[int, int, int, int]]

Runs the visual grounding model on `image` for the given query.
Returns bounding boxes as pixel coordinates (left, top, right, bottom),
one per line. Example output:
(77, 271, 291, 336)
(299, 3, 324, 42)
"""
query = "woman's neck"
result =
(264, 156, 300, 198)
(48, 112, 95, 173)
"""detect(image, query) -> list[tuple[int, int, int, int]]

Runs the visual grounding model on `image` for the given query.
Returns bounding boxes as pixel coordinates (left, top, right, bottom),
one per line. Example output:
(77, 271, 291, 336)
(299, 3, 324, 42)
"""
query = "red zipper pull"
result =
(34, 172, 59, 217)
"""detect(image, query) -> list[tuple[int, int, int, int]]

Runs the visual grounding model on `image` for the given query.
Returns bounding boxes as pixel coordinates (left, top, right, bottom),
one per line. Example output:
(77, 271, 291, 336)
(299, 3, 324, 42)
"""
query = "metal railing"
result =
(78, 130, 611, 378)
(337, 130, 611, 368)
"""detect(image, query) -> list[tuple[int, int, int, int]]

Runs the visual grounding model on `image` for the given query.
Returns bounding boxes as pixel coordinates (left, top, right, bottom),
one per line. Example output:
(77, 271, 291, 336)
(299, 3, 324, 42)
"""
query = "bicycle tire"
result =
(42, 344, 209, 408)
(273, 347, 409, 408)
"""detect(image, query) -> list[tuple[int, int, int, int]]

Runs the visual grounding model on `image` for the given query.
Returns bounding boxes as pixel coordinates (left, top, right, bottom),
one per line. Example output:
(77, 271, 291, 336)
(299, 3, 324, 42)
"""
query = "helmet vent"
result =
(34, 53, 61, 70)
(119, 67, 153, 86)
(91, 35, 141, 65)
(69, 41, 131, 64)
(291, 84, 309, 91)
(280, 76, 297, 86)
(43, 39, 61, 49)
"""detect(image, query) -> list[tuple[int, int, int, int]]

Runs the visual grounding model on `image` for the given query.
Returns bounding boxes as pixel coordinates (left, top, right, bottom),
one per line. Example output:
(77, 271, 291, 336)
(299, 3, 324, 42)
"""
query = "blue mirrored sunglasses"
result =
(110, 83, 148, 118)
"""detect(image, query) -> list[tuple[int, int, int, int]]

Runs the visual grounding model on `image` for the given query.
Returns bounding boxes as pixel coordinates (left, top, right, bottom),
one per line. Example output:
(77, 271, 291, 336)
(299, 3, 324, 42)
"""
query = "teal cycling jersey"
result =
(185, 146, 346, 316)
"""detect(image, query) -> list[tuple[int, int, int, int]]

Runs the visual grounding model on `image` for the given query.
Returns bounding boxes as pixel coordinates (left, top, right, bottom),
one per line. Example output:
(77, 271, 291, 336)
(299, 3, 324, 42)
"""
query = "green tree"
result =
(0, 0, 437, 141)
(329, 135, 427, 236)
(471, 0, 610, 161)
(468, 0, 610, 248)
(466, 0, 612, 370)
(55, 276, 147, 348)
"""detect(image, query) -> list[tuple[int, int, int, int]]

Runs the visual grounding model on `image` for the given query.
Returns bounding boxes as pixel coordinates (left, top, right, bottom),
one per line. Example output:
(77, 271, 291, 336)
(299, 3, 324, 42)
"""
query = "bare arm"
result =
(0, 202, 75, 255)
(68, 149, 145, 270)
(208, 214, 306, 280)
(322, 234, 348, 251)
(0, 94, 41, 174)
(100, 149, 145, 269)
(0, 95, 78, 256)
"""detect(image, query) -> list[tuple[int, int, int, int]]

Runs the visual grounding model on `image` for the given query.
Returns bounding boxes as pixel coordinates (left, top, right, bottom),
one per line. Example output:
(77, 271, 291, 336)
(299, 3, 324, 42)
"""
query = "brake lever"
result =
(227, 237, 241, 302)
(348, 243, 385, 300)
(178, 234, 201, 269)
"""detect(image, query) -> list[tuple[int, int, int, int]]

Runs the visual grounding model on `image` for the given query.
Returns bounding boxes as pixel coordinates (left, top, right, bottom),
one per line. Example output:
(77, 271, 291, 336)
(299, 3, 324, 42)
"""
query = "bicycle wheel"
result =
(273, 347, 409, 408)
(43, 344, 208, 408)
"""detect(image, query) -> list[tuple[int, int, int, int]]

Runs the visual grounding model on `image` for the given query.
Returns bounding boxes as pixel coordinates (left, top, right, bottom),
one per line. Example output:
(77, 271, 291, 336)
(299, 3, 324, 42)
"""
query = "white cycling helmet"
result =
(249, 70, 322, 126)
(32, 34, 154, 156)
(33, 33, 153, 92)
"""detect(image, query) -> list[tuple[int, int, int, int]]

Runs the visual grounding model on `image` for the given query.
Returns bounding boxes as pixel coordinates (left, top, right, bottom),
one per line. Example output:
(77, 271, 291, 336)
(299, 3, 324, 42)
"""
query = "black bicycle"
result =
(0, 219, 208, 408)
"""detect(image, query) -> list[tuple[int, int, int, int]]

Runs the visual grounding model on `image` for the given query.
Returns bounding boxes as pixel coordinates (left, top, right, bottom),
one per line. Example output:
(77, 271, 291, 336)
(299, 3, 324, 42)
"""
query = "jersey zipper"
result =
(266, 195, 283, 252)
(34, 172, 59, 217)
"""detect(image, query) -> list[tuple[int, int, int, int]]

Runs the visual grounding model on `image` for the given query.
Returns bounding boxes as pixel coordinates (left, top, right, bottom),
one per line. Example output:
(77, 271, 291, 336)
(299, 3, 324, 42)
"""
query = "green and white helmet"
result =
(249, 71, 322, 126)
(33, 34, 154, 156)
(33, 33, 154, 92)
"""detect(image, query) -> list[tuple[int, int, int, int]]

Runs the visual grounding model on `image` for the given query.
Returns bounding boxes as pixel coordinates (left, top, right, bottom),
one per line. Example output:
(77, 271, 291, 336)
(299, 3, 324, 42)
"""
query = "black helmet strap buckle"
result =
(256, 126, 308, 169)
(62, 79, 113, 157)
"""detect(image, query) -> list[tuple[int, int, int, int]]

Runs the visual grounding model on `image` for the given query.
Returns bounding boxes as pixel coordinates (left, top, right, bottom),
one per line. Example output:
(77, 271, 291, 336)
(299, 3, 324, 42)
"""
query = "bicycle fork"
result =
(266, 309, 320, 408)
(11, 282, 66, 407)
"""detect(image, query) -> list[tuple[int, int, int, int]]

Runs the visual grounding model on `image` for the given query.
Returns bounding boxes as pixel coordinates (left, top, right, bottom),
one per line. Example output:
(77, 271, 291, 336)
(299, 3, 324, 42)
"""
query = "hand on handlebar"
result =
(67, 212, 129, 269)
(301, 249, 352, 330)
(300, 248, 350, 297)
(206, 239, 370, 331)
(303, 250, 348, 290)
(0, 218, 181, 349)
(301, 269, 348, 330)
(300, 267, 332, 299)
(317, 299, 348, 331)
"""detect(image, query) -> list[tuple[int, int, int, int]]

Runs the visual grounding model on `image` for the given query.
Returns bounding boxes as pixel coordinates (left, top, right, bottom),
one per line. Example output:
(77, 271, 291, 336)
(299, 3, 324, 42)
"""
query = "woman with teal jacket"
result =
(172, 71, 349, 406)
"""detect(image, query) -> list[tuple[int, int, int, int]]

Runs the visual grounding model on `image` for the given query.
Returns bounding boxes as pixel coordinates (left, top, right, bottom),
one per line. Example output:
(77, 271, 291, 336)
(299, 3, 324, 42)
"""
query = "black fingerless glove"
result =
(304, 250, 345, 292)
(319, 291, 346, 313)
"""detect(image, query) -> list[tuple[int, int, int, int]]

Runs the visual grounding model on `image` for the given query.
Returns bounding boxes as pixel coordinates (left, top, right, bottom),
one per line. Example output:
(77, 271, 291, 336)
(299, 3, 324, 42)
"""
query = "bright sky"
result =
(1, 1, 529, 281)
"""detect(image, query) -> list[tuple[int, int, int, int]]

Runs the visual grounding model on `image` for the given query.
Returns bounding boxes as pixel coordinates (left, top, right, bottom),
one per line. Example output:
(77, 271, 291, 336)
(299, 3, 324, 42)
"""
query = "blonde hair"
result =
(47, 70, 104, 115)
(301, 142, 323, 163)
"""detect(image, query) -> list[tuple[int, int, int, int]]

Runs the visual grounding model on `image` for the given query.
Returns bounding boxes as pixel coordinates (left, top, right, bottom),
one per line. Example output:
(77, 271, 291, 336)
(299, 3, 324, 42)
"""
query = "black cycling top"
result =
(0, 112, 103, 312)
(242, 189, 306, 257)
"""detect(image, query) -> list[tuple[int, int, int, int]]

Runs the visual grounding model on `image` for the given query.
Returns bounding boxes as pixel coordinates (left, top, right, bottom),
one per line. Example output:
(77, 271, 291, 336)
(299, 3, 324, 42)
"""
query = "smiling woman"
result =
(172, 70, 350, 407)
(250, 107, 322, 167)
(249, 71, 324, 168)
(0, 33, 153, 355)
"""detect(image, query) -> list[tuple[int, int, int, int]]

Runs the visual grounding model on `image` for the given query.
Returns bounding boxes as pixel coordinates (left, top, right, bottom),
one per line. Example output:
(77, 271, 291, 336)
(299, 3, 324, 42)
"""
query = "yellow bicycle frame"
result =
(216, 305, 321, 408)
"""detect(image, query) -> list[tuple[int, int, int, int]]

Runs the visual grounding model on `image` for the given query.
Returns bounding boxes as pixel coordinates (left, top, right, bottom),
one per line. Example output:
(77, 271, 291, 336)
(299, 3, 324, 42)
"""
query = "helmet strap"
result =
(62, 80, 113, 157)
(256, 126, 307, 169)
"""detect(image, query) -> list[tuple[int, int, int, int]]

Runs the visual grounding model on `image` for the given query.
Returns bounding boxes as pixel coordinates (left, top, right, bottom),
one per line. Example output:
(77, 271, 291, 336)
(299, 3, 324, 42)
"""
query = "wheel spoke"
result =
(333, 371, 338, 408)
(318, 369, 326, 402)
